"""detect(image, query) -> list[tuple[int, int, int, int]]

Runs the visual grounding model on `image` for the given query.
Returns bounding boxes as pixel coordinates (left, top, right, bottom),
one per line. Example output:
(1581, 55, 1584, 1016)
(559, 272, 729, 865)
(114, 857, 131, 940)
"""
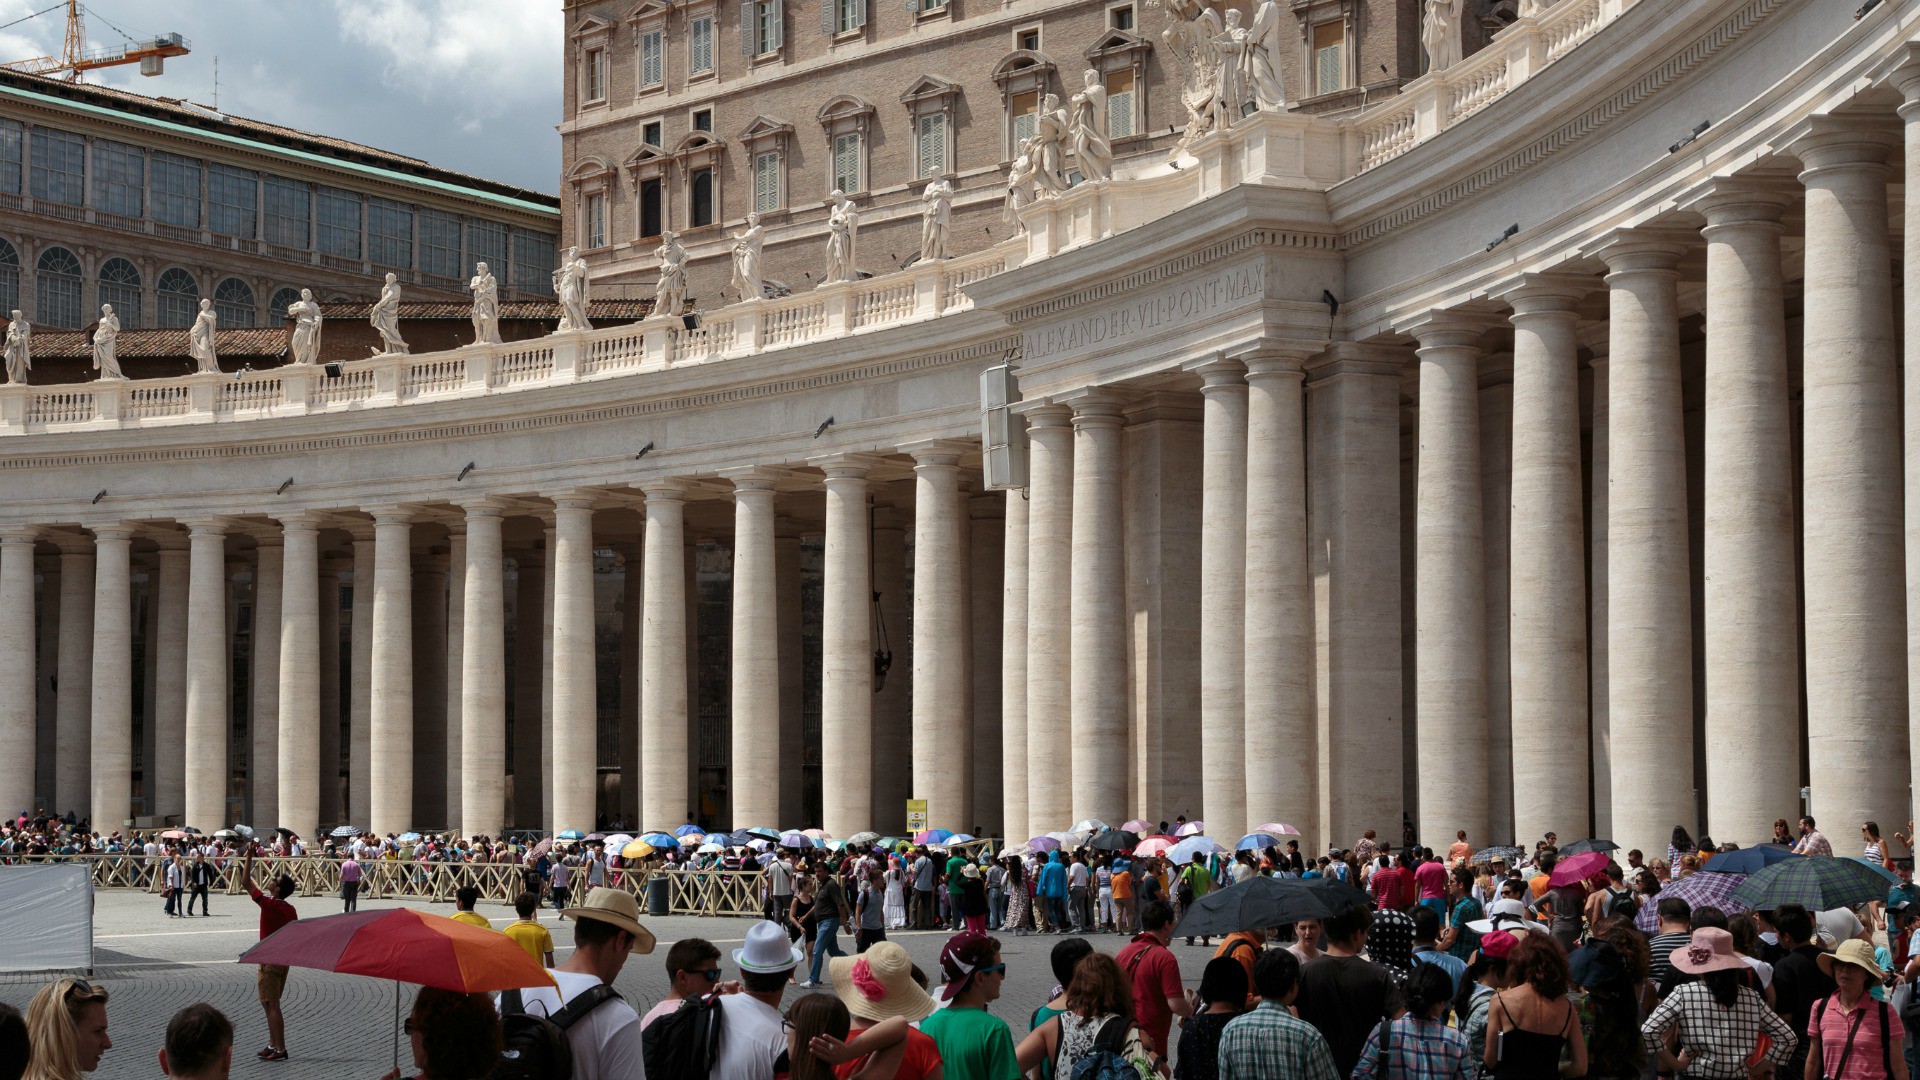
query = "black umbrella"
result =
(1559, 838, 1619, 856)
(1170, 876, 1371, 938)
(1089, 830, 1139, 852)
(1471, 846, 1525, 865)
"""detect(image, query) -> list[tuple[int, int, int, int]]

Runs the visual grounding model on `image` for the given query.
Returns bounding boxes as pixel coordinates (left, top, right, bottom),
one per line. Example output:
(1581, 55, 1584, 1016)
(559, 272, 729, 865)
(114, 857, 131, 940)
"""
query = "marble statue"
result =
(1070, 69, 1113, 183)
(553, 246, 592, 332)
(1518, 0, 1548, 16)
(1004, 138, 1037, 234)
(731, 213, 765, 300)
(1161, 0, 1226, 156)
(1213, 9, 1253, 129)
(654, 231, 688, 315)
(92, 305, 121, 380)
(189, 297, 219, 372)
(1248, 0, 1288, 110)
(1423, 0, 1465, 72)
(370, 272, 408, 355)
(1032, 94, 1072, 195)
(469, 261, 501, 344)
(288, 289, 323, 365)
(823, 189, 861, 283)
(1, 311, 26, 385)
(920, 179, 953, 260)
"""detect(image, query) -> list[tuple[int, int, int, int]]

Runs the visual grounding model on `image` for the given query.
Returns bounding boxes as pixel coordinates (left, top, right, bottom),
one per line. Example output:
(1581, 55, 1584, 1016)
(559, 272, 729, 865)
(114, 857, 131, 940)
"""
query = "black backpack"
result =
(493, 984, 618, 1080)
(640, 991, 726, 1078)
(1603, 887, 1636, 919)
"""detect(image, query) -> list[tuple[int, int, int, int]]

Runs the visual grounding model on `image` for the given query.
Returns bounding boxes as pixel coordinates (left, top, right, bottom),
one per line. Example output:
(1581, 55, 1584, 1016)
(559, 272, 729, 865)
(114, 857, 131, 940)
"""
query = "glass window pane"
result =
(29, 128, 84, 206)
(512, 231, 554, 295)
(0, 120, 21, 195)
(269, 287, 300, 320)
(367, 197, 413, 269)
(316, 187, 362, 259)
(151, 152, 201, 228)
(468, 219, 507, 278)
(97, 257, 141, 329)
(207, 164, 257, 238)
(214, 277, 255, 327)
(156, 266, 199, 328)
(419, 210, 461, 278)
(0, 237, 19, 315)
(35, 246, 81, 328)
(263, 177, 310, 248)
(91, 139, 144, 218)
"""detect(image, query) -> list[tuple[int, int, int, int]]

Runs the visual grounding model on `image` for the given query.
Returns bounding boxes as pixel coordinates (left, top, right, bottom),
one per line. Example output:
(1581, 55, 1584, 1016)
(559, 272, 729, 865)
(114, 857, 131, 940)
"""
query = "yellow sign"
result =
(906, 799, 929, 833)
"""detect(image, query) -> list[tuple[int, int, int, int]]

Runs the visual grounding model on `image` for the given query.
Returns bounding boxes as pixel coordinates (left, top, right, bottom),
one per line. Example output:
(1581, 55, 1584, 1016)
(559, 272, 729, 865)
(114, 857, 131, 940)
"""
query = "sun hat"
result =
(961, 863, 981, 880)
(734, 919, 805, 974)
(1817, 938, 1887, 982)
(1467, 898, 1546, 936)
(557, 887, 656, 953)
(1671, 928, 1750, 976)
(828, 942, 935, 1023)
(1477, 929, 1519, 960)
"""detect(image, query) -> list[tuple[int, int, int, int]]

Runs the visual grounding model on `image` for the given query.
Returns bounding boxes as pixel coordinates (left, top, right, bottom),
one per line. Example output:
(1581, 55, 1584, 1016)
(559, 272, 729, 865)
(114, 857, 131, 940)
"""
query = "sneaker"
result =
(261, 1047, 288, 1061)
(256, 1046, 275, 1059)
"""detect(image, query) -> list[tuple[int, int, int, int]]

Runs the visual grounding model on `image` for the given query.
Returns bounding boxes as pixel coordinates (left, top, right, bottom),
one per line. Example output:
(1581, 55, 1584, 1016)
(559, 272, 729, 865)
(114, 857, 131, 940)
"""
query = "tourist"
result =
(802, 860, 852, 988)
(163, 852, 186, 919)
(1483, 933, 1587, 1079)
(946, 848, 970, 932)
(1038, 851, 1069, 935)
(986, 855, 1008, 930)
(1027, 937, 1093, 1080)
(0, 1002, 25, 1080)
(448, 886, 490, 930)
(1449, 831, 1473, 868)
(158, 1004, 229, 1080)
(825, 940, 941, 1079)
(706, 921, 805, 1079)
(853, 867, 887, 953)
(1455, 929, 1514, 1080)
(959, 863, 989, 934)
(1064, 852, 1090, 933)
(1179, 853, 1213, 946)
(1295, 903, 1404, 1077)
(394, 987, 503, 1080)
(1807, 939, 1906, 1080)
(1641, 927, 1795, 1078)
(549, 853, 573, 916)
(1369, 852, 1412, 913)
(186, 851, 213, 917)
(1413, 848, 1448, 920)
(921, 932, 1019, 1080)
(1645, 896, 1693, 984)
(1172, 957, 1248, 1080)
(1116, 901, 1192, 1058)
(791, 860, 820, 977)
(883, 853, 907, 931)
(1439, 865, 1483, 962)
(1765, 903, 1832, 1079)
(1410, 904, 1467, 996)
(339, 852, 362, 912)
(768, 850, 796, 925)
(1289, 918, 1323, 964)
(1219, 949, 1339, 1080)
(1015, 952, 1161, 1076)
(1351, 963, 1470, 1080)
(1002, 857, 1032, 936)
(502, 892, 554, 967)
(503, 887, 651, 1080)
(1567, 938, 1646, 1080)
(239, 850, 297, 1063)
(1794, 815, 1832, 857)
(640, 937, 733, 1031)
(21, 978, 110, 1080)
(1111, 855, 1134, 935)
(910, 849, 936, 930)
(781, 994, 910, 1080)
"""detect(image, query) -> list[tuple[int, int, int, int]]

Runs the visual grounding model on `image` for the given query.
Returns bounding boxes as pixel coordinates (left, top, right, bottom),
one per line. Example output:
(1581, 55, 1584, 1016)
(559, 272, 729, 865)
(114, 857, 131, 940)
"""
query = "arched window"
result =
(97, 258, 141, 329)
(0, 237, 19, 317)
(156, 267, 199, 328)
(34, 246, 80, 329)
(214, 277, 255, 327)
(269, 287, 300, 320)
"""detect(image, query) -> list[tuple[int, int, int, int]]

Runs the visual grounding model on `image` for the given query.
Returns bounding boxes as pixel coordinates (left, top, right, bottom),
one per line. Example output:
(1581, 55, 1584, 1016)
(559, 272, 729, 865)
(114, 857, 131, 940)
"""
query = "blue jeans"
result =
(1047, 895, 1068, 930)
(810, 917, 846, 983)
(988, 888, 1007, 928)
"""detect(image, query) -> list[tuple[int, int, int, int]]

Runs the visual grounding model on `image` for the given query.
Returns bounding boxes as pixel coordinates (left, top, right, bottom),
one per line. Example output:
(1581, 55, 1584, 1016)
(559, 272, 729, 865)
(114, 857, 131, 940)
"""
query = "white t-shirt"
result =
(709, 993, 786, 1080)
(502, 969, 646, 1080)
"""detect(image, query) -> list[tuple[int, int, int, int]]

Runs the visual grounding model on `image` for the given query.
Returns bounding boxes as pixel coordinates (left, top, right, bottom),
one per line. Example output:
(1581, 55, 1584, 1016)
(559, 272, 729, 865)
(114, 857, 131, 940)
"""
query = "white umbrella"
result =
(1070, 819, 1110, 840)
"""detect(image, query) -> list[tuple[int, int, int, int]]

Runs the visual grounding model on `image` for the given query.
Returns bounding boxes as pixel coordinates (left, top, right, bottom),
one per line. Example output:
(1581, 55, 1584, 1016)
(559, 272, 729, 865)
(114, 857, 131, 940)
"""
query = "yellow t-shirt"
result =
(504, 920, 553, 963)
(450, 911, 493, 930)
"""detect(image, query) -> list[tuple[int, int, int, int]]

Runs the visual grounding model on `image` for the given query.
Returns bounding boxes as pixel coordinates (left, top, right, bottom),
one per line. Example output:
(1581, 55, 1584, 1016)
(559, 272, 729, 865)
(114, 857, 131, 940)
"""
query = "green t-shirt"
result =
(947, 856, 969, 894)
(1182, 863, 1213, 899)
(1029, 1004, 1067, 1080)
(923, 1005, 1020, 1080)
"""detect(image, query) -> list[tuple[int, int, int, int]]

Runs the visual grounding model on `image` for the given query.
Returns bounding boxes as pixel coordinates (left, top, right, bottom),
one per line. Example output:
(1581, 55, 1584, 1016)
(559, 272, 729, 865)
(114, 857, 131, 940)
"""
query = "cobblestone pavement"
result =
(0, 890, 1211, 1079)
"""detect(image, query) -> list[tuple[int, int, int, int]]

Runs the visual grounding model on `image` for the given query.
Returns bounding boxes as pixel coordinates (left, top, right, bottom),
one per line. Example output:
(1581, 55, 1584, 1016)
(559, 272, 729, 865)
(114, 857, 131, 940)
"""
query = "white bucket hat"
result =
(734, 919, 804, 974)
(1467, 897, 1547, 936)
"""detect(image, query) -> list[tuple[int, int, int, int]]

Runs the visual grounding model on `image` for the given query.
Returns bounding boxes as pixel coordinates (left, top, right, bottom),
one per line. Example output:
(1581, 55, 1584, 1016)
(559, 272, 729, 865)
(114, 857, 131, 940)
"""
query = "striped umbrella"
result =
(1635, 872, 1749, 932)
(1729, 855, 1900, 912)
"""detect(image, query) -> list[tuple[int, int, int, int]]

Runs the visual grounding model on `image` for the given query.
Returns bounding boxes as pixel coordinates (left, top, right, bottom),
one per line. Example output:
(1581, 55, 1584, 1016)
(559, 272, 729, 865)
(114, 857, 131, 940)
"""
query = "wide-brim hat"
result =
(735, 919, 805, 974)
(1467, 898, 1546, 936)
(1818, 938, 1886, 981)
(828, 943, 935, 1023)
(1672, 928, 1749, 975)
(557, 887, 656, 953)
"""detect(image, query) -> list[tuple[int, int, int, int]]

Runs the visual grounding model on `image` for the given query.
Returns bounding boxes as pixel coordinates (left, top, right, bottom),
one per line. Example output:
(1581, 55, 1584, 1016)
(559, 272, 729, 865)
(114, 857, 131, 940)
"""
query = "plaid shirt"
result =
(1218, 1001, 1341, 1080)
(1794, 830, 1833, 858)
(1350, 1015, 1471, 1080)
(1641, 981, 1797, 1079)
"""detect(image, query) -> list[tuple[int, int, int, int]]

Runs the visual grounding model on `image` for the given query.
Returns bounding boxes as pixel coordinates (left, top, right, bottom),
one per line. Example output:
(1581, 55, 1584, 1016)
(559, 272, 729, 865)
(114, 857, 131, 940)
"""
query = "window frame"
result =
(90, 139, 144, 219)
(1310, 18, 1349, 97)
(689, 11, 716, 77)
(149, 151, 202, 228)
(262, 176, 311, 248)
(468, 219, 509, 283)
(155, 265, 200, 329)
(367, 197, 414, 269)
(741, 0, 785, 58)
(34, 245, 81, 329)
(638, 28, 665, 90)
(419, 209, 462, 279)
(28, 127, 84, 207)
(1085, 29, 1152, 143)
(739, 116, 792, 217)
(206, 163, 259, 239)
(993, 52, 1056, 162)
(96, 256, 141, 328)
(213, 276, 256, 328)
(0, 120, 22, 196)
(900, 76, 960, 180)
(315, 186, 363, 260)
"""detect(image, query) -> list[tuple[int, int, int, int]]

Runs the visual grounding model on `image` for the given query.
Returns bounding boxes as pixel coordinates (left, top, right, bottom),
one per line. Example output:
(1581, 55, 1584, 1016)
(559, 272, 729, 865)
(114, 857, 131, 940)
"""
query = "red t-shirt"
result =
(1414, 860, 1447, 900)
(1116, 934, 1183, 1056)
(833, 1025, 941, 1080)
(248, 884, 297, 940)
(1371, 866, 1410, 910)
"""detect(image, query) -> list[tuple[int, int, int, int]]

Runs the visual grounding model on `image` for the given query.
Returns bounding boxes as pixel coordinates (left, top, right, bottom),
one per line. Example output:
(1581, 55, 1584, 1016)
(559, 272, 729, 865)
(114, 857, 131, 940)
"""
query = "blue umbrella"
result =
(640, 832, 680, 848)
(1236, 832, 1283, 851)
(1702, 845, 1799, 875)
(746, 827, 782, 842)
(398, 831, 422, 842)
(729, 828, 754, 846)
(948, 833, 977, 844)
(780, 831, 816, 849)
(674, 824, 704, 837)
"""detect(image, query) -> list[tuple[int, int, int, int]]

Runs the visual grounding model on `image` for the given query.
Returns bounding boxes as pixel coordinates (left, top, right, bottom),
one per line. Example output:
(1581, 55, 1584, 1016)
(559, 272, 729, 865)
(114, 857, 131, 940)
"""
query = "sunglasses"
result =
(65, 979, 105, 1001)
(978, 964, 1007, 976)
(691, 968, 722, 981)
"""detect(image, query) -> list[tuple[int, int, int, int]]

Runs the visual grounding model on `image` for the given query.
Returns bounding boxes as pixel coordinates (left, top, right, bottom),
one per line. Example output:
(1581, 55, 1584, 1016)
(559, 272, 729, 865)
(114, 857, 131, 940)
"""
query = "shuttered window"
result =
(824, 0, 866, 32)
(640, 30, 663, 87)
(584, 47, 607, 101)
(753, 151, 780, 213)
(916, 112, 947, 178)
(833, 133, 862, 194)
(1314, 21, 1345, 95)
(690, 16, 714, 73)
(1106, 70, 1137, 139)
(742, 0, 782, 55)
(1011, 91, 1038, 156)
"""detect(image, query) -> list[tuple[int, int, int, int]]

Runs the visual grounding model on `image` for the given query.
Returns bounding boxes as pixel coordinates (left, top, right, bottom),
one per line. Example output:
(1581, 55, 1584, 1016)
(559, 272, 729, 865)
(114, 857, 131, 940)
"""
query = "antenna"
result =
(211, 55, 218, 111)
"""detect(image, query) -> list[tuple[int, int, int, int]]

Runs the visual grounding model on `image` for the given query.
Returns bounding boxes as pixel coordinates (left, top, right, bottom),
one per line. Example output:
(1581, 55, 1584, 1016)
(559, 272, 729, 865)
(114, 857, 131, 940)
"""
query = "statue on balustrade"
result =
(920, 178, 953, 261)
(288, 289, 323, 365)
(469, 261, 501, 345)
(654, 231, 688, 315)
(1248, 1, 1289, 110)
(1161, 0, 1225, 156)
(189, 297, 219, 373)
(1213, 10, 1253, 130)
(369, 273, 409, 355)
(92, 305, 121, 380)
(553, 246, 592, 332)
(2, 311, 26, 385)
(1518, 0, 1548, 18)
(1423, 0, 1465, 72)
(1004, 138, 1037, 235)
(1032, 95, 1072, 195)
(1070, 69, 1113, 183)
(731, 213, 766, 301)
(824, 189, 861, 283)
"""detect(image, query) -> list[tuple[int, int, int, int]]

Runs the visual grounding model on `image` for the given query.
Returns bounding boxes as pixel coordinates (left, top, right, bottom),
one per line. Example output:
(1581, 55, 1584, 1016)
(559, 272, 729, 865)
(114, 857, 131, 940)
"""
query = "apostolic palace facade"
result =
(0, 0, 1907, 862)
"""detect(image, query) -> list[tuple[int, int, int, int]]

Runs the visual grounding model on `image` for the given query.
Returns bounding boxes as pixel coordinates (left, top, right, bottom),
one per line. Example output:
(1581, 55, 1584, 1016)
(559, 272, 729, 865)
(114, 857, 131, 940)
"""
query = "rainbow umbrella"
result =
(916, 829, 954, 845)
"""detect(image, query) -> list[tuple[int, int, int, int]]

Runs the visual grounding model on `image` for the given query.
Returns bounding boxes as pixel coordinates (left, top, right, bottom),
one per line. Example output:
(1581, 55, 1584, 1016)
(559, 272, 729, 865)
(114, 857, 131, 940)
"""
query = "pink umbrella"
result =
(1254, 822, 1303, 837)
(1122, 819, 1154, 834)
(1548, 851, 1611, 887)
(1175, 821, 1207, 837)
(1135, 837, 1176, 859)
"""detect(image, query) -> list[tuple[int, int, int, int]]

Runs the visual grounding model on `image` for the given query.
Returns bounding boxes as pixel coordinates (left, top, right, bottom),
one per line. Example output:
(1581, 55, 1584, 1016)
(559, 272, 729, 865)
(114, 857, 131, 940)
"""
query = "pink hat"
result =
(1671, 928, 1749, 975)
(1478, 929, 1519, 959)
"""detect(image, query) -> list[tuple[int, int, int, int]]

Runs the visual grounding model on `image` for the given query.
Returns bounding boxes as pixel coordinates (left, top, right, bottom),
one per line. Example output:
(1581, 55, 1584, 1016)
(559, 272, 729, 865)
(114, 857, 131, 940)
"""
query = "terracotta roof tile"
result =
(21, 326, 290, 360)
(315, 299, 655, 320)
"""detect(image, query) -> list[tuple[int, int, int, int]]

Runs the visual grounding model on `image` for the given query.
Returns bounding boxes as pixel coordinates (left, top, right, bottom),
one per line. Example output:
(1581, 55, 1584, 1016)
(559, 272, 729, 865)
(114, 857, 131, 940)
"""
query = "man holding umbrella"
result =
(240, 849, 298, 1062)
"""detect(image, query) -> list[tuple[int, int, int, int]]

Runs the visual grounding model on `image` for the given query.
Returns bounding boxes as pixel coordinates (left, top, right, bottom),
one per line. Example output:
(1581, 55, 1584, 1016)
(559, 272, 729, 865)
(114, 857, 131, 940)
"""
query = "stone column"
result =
(1901, 70, 1920, 836)
(870, 507, 910, 830)
(445, 525, 465, 829)
(318, 558, 345, 825)
(512, 547, 543, 825)
(152, 539, 187, 821)
(969, 492, 1004, 837)
(250, 536, 283, 825)
(1585, 348, 1611, 839)
(726, 472, 781, 828)
(1025, 405, 1074, 833)
(34, 556, 57, 808)
(349, 528, 375, 825)
(0, 529, 34, 817)
(276, 515, 321, 835)
(1499, 277, 1591, 843)
(87, 523, 133, 832)
(368, 509, 414, 837)
(541, 525, 556, 824)
(818, 459, 874, 838)
(1069, 393, 1128, 824)
(54, 543, 93, 816)
(1690, 186, 1799, 839)
(550, 494, 599, 833)
(1406, 315, 1489, 844)
(776, 527, 805, 828)
(618, 544, 641, 827)
(411, 553, 448, 827)
(1793, 122, 1908, 833)
(1479, 360, 1513, 843)
(1243, 354, 1314, 833)
(1192, 359, 1249, 836)
(640, 482, 690, 829)
(183, 520, 227, 830)
(909, 442, 972, 830)
(1598, 233, 1694, 856)
(1000, 493, 1030, 842)
(459, 500, 507, 838)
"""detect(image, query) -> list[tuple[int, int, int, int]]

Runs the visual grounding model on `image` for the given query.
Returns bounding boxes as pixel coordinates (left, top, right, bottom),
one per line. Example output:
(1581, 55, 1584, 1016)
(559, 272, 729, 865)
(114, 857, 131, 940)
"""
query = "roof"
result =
(24, 325, 289, 359)
(315, 299, 656, 320)
(0, 69, 559, 217)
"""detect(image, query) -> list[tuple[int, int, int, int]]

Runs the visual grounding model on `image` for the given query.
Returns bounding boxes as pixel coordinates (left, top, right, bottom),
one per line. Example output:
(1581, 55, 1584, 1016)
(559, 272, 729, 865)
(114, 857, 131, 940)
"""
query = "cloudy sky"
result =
(0, 0, 563, 193)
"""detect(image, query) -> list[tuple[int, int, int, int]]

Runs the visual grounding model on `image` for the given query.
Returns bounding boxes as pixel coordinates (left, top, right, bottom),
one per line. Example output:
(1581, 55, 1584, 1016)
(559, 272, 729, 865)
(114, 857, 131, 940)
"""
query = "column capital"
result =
(1589, 229, 1691, 276)
(1494, 273, 1592, 317)
(1679, 178, 1794, 229)
(0, 525, 37, 545)
(273, 510, 329, 531)
(82, 522, 136, 543)
(1888, 42, 1920, 103)
(1401, 310, 1495, 351)
(252, 533, 285, 551)
(902, 438, 971, 468)
(456, 495, 514, 518)
(1184, 354, 1248, 389)
(639, 478, 692, 501)
(1015, 402, 1074, 429)
(808, 453, 886, 480)
(1304, 341, 1406, 382)
(1787, 116, 1899, 175)
(364, 505, 418, 526)
(177, 517, 232, 538)
(1061, 388, 1129, 429)
(545, 489, 601, 512)
(721, 466, 786, 492)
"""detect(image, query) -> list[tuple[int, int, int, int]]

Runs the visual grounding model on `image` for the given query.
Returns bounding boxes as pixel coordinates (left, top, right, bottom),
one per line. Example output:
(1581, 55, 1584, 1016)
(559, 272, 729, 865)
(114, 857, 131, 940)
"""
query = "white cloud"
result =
(329, 0, 561, 131)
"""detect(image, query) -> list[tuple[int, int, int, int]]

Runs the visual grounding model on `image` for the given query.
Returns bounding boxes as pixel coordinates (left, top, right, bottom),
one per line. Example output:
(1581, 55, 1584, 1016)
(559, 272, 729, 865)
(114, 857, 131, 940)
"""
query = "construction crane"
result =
(2, 1, 189, 82)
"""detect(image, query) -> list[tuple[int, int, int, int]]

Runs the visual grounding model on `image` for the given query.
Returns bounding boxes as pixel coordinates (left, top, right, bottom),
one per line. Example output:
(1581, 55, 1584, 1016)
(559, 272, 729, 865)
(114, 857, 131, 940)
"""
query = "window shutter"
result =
(770, 0, 784, 50)
(824, 0, 836, 34)
(1108, 90, 1135, 138)
(740, 1, 756, 55)
(834, 133, 860, 191)
(1012, 111, 1038, 153)
(641, 32, 662, 86)
(854, 0, 867, 28)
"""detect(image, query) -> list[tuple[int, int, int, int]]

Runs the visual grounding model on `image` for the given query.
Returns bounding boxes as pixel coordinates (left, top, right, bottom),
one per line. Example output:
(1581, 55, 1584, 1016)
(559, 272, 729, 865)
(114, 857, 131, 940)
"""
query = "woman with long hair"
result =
(1640, 928, 1796, 1078)
(1002, 857, 1032, 936)
(791, 868, 819, 980)
(1015, 952, 1158, 1077)
(1485, 934, 1587, 1079)
(1172, 957, 1248, 1080)
(1456, 931, 1515, 1080)
(1568, 940, 1646, 1080)
(1667, 827, 1694, 875)
(782, 993, 909, 1080)
(883, 853, 907, 930)
(1352, 963, 1472, 1080)
(22, 978, 110, 1080)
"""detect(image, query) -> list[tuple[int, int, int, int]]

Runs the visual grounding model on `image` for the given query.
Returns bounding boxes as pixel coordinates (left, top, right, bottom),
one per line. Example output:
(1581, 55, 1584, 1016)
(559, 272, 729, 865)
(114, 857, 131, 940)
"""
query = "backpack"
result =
(1603, 887, 1636, 919)
(640, 990, 727, 1078)
(1067, 1015, 1141, 1080)
(493, 983, 618, 1080)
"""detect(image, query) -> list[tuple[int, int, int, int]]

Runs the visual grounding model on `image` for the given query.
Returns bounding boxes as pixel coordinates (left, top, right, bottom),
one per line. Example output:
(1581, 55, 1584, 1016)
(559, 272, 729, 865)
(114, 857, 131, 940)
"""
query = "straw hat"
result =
(828, 942, 935, 1023)
(1669, 928, 1748, 976)
(1818, 938, 1886, 982)
(734, 919, 805, 974)
(557, 887, 656, 953)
